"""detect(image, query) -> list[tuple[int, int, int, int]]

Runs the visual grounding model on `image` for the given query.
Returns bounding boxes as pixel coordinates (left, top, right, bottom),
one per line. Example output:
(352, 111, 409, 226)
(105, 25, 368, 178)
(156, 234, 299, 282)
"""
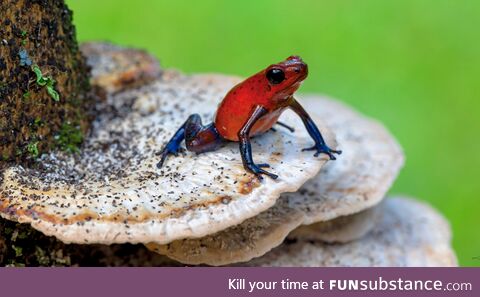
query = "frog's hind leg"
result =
(157, 114, 223, 168)
(184, 115, 223, 153)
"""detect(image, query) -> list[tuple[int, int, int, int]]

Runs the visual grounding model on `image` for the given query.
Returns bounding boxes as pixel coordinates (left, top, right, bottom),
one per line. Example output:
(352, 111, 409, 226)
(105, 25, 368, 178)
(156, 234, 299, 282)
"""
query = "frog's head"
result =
(265, 56, 308, 98)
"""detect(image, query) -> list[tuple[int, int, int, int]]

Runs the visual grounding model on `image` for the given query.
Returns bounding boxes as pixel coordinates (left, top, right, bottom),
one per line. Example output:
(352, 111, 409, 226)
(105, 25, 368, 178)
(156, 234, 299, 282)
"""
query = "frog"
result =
(157, 56, 341, 179)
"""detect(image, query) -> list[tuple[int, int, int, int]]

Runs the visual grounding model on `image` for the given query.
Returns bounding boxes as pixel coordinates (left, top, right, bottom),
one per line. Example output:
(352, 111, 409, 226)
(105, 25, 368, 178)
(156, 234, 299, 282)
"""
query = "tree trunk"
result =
(0, 0, 93, 164)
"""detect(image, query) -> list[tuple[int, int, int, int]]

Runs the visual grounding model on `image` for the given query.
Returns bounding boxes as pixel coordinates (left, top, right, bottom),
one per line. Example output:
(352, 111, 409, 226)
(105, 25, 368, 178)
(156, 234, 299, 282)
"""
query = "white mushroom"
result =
(240, 197, 457, 267)
(287, 206, 379, 244)
(146, 95, 404, 265)
(80, 42, 162, 93)
(146, 203, 378, 266)
(145, 197, 305, 266)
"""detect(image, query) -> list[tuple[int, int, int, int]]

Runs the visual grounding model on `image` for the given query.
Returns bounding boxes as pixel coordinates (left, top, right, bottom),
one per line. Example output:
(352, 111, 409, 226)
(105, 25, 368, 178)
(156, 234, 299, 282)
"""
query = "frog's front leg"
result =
(238, 105, 279, 180)
(289, 98, 342, 160)
(157, 114, 224, 168)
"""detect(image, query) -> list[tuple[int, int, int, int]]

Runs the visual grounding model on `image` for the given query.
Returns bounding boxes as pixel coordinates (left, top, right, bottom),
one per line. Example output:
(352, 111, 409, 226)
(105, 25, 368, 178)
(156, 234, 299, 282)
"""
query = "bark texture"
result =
(0, 0, 93, 164)
(0, 218, 182, 267)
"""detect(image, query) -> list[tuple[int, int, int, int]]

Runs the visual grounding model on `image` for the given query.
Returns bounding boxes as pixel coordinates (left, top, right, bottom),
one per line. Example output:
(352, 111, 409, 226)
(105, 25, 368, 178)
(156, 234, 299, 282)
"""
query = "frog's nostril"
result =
(294, 67, 301, 73)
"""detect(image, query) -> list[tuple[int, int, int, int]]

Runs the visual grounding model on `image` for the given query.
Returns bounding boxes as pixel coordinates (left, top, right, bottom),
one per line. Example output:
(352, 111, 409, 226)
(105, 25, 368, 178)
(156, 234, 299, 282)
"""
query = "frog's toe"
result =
(303, 144, 341, 160)
(156, 146, 184, 168)
(245, 163, 278, 180)
(156, 152, 169, 168)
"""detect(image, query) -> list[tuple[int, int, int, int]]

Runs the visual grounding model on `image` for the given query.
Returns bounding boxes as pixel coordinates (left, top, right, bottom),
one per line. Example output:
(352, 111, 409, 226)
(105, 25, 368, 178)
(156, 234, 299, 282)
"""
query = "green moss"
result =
(33, 117, 43, 127)
(3, 227, 14, 236)
(26, 141, 39, 158)
(2, 152, 9, 161)
(5, 262, 26, 268)
(47, 86, 60, 101)
(21, 30, 28, 46)
(16, 231, 30, 240)
(31, 65, 60, 102)
(0, 220, 72, 267)
(12, 245, 23, 257)
(55, 122, 83, 153)
(34, 246, 50, 266)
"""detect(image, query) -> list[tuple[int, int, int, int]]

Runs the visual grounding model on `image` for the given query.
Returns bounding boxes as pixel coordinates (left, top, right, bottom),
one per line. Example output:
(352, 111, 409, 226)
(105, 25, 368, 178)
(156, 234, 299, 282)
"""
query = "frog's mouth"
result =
(295, 66, 308, 82)
(281, 80, 304, 97)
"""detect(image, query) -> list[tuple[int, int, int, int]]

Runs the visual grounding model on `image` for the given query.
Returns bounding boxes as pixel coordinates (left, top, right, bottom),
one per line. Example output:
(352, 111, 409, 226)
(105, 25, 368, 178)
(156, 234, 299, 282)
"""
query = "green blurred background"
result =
(66, 0, 479, 266)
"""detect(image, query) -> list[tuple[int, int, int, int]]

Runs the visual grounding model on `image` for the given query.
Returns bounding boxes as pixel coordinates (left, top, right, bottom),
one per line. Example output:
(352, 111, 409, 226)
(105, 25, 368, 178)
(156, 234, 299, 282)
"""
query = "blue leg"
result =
(289, 98, 342, 160)
(156, 123, 186, 168)
(238, 105, 278, 180)
(157, 114, 223, 168)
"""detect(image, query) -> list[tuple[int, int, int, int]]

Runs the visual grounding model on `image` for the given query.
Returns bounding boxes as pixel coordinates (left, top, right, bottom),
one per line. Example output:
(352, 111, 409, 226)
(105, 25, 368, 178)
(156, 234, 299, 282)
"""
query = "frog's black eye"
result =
(266, 68, 285, 85)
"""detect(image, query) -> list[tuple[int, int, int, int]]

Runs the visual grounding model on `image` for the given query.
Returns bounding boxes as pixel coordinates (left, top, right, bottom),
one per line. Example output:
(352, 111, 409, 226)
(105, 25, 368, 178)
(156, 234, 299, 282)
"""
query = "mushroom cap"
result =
(146, 95, 404, 265)
(240, 197, 457, 267)
(287, 206, 378, 244)
(145, 197, 305, 266)
(146, 202, 377, 266)
(0, 63, 335, 244)
(80, 42, 162, 93)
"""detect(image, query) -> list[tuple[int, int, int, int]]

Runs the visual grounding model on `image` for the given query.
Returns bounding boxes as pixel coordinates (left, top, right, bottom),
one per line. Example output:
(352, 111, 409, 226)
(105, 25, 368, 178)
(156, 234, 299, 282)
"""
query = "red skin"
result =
(215, 56, 307, 141)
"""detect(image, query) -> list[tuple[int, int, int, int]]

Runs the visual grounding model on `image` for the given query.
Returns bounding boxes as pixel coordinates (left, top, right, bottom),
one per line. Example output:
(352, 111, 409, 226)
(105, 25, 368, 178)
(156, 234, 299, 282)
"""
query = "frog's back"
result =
(214, 75, 280, 141)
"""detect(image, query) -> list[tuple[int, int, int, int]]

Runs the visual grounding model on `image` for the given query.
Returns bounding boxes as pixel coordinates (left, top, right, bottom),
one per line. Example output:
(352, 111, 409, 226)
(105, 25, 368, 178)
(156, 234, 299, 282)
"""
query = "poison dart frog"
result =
(157, 56, 341, 179)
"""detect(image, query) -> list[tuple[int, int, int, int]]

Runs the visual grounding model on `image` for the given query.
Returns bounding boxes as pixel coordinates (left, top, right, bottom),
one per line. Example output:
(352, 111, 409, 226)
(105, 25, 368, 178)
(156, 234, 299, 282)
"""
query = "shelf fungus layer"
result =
(240, 197, 457, 267)
(146, 96, 404, 266)
(0, 66, 335, 245)
(80, 42, 162, 93)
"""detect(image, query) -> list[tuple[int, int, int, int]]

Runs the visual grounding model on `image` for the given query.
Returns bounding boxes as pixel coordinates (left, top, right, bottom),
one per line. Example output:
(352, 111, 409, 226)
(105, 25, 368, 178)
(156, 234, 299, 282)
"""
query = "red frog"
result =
(157, 56, 341, 179)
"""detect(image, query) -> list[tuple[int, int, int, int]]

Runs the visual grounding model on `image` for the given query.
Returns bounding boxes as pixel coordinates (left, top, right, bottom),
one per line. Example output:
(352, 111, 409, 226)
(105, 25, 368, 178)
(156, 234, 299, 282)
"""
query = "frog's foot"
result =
(302, 144, 342, 160)
(245, 162, 278, 180)
(156, 144, 184, 168)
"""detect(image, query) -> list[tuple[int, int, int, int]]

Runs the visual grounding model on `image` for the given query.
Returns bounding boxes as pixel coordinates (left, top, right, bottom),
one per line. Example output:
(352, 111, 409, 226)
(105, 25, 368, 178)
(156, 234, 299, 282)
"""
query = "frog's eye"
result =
(266, 68, 285, 85)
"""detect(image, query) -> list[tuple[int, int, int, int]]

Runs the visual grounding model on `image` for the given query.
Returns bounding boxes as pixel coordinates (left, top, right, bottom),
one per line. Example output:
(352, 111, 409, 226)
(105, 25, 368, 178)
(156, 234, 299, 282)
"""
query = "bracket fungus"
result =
(146, 96, 404, 265)
(240, 197, 457, 267)
(0, 44, 335, 246)
(80, 42, 162, 93)
(287, 206, 379, 244)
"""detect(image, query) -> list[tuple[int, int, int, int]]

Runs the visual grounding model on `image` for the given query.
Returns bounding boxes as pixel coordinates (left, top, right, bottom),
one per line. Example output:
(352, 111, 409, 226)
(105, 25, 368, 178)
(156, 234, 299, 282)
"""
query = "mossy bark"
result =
(0, 218, 182, 267)
(0, 0, 94, 164)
